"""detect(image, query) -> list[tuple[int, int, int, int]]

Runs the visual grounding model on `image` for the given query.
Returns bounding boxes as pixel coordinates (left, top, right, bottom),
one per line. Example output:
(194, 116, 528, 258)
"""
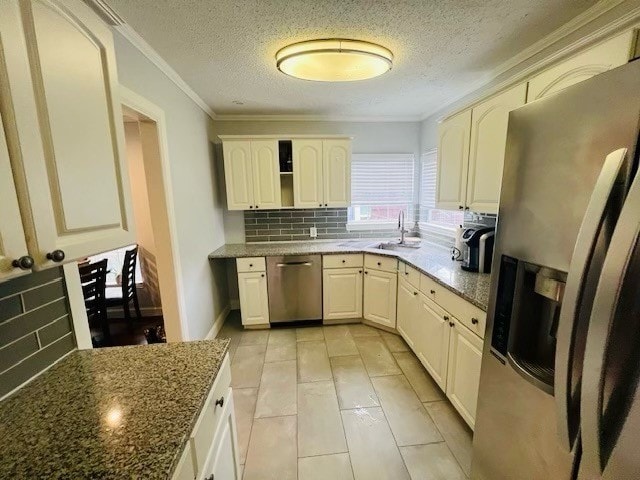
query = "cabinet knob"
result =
(364, 271, 368, 275)
(413, 291, 418, 296)
(12, 255, 34, 270)
(377, 262, 381, 266)
(430, 289, 436, 294)
(256, 205, 259, 209)
(319, 203, 322, 207)
(471, 317, 479, 325)
(458, 205, 463, 210)
(359, 270, 362, 274)
(261, 273, 265, 277)
(215, 396, 224, 407)
(46, 250, 65, 263)
(342, 259, 346, 263)
(443, 315, 450, 321)
(249, 263, 253, 267)
(449, 321, 455, 327)
(324, 203, 328, 207)
(405, 271, 409, 275)
(465, 206, 469, 210)
(249, 205, 253, 209)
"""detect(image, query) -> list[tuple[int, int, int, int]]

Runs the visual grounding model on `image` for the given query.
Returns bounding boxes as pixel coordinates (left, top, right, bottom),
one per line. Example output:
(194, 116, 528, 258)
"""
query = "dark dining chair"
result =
(78, 259, 109, 346)
(106, 245, 142, 328)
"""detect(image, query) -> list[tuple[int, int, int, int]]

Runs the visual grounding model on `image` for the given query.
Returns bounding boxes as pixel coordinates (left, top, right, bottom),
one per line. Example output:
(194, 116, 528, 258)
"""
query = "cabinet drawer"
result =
(435, 286, 486, 339)
(419, 274, 440, 301)
(236, 257, 266, 273)
(191, 353, 232, 475)
(364, 254, 398, 273)
(323, 253, 363, 269)
(399, 263, 421, 289)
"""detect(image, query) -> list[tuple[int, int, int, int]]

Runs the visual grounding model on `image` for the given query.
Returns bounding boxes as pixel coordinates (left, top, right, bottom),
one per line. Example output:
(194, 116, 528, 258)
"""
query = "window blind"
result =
(419, 150, 437, 210)
(351, 154, 415, 207)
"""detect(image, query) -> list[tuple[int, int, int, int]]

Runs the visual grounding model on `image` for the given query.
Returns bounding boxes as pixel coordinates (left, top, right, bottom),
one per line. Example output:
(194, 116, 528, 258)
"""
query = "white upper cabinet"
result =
(466, 83, 527, 214)
(251, 140, 281, 210)
(323, 139, 351, 207)
(0, 112, 31, 281)
(436, 110, 471, 211)
(527, 31, 635, 102)
(293, 139, 324, 208)
(0, 0, 134, 269)
(223, 141, 254, 210)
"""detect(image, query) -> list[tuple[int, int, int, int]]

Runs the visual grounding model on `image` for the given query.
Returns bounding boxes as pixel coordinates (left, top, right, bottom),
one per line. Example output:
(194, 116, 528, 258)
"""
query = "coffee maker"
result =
(460, 227, 495, 273)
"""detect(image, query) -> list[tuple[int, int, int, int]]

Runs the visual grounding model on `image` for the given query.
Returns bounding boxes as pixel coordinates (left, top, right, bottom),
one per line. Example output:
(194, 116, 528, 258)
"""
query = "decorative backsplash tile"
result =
(244, 208, 403, 242)
(0, 268, 75, 398)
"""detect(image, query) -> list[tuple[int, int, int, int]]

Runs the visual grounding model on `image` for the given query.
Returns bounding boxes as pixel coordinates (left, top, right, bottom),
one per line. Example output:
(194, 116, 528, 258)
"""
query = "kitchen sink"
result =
(369, 241, 422, 251)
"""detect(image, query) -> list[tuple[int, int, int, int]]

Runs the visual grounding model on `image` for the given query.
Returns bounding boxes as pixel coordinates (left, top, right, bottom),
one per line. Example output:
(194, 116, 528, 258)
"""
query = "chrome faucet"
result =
(398, 210, 408, 244)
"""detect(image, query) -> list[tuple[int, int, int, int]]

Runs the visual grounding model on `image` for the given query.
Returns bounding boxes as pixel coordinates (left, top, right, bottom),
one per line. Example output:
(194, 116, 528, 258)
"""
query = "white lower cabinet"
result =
(396, 278, 419, 349)
(415, 296, 451, 391)
(363, 268, 397, 328)
(237, 271, 269, 326)
(446, 319, 483, 429)
(323, 267, 363, 320)
(172, 354, 239, 480)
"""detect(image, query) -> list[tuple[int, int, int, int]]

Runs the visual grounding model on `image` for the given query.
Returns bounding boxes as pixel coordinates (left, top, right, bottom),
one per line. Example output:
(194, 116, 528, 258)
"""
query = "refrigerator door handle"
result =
(555, 148, 629, 450)
(581, 165, 640, 475)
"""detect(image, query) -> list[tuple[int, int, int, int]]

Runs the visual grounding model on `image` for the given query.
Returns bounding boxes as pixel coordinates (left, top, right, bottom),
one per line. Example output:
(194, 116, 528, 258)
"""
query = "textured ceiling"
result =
(106, 0, 599, 118)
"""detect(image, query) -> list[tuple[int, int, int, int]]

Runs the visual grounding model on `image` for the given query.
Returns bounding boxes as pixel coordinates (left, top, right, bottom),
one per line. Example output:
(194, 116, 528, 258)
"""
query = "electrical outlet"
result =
(310, 226, 317, 238)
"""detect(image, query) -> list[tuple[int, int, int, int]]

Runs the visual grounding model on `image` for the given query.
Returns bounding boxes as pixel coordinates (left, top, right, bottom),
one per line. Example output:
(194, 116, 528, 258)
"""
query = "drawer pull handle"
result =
(430, 289, 436, 294)
(215, 397, 224, 408)
(471, 317, 479, 325)
(449, 321, 455, 327)
(443, 315, 450, 321)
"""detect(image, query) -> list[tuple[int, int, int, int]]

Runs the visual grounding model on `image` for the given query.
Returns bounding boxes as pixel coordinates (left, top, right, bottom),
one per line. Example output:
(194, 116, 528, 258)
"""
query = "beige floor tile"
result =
(354, 336, 401, 377)
(400, 443, 466, 480)
(231, 344, 266, 388)
(297, 340, 332, 382)
(243, 416, 297, 480)
(425, 401, 473, 476)
(371, 375, 442, 446)
(348, 323, 380, 337)
(380, 331, 410, 352)
(254, 360, 297, 418)
(265, 329, 297, 363)
(232, 388, 258, 465)
(341, 407, 410, 480)
(298, 381, 348, 457)
(268, 328, 297, 345)
(239, 329, 270, 346)
(296, 326, 325, 342)
(298, 453, 354, 480)
(394, 352, 445, 402)
(324, 325, 359, 357)
(330, 355, 379, 409)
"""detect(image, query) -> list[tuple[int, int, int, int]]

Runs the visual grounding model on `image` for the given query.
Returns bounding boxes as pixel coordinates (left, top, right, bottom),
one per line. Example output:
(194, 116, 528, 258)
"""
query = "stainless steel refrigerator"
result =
(472, 59, 640, 480)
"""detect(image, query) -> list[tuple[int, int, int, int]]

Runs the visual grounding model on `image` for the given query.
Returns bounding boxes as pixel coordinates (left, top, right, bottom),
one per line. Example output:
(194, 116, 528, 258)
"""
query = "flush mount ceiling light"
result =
(275, 39, 393, 82)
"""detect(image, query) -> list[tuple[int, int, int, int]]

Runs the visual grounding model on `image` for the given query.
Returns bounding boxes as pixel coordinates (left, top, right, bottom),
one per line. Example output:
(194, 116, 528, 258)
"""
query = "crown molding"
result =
(85, 0, 216, 120)
(420, 0, 640, 121)
(213, 114, 423, 123)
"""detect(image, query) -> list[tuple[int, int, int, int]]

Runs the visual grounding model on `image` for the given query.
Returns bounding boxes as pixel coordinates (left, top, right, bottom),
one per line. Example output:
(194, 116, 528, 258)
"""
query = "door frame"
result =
(67, 85, 189, 345)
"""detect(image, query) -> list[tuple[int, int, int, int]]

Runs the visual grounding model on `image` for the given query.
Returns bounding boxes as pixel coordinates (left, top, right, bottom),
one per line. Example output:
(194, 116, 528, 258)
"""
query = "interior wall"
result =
(113, 30, 228, 340)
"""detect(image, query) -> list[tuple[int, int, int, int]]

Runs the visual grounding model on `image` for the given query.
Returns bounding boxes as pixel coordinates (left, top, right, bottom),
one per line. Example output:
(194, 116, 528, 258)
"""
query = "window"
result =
(419, 149, 464, 232)
(348, 153, 415, 229)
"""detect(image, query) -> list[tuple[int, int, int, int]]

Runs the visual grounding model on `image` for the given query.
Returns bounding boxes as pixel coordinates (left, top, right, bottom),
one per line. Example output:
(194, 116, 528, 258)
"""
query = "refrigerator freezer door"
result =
(581, 169, 640, 479)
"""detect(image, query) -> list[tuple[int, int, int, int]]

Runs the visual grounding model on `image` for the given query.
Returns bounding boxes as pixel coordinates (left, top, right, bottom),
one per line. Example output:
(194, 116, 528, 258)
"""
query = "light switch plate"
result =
(310, 226, 317, 238)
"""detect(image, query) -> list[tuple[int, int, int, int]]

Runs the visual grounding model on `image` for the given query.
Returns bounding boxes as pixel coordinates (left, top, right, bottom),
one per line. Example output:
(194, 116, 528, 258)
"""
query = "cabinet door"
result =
(527, 31, 634, 102)
(0, 0, 134, 268)
(323, 139, 351, 207)
(201, 390, 240, 480)
(293, 139, 324, 208)
(251, 140, 281, 210)
(323, 267, 363, 320)
(363, 268, 397, 328)
(414, 296, 451, 391)
(436, 110, 471, 210)
(237, 272, 269, 326)
(446, 320, 483, 429)
(466, 83, 526, 214)
(0, 112, 31, 281)
(223, 141, 254, 210)
(396, 278, 418, 349)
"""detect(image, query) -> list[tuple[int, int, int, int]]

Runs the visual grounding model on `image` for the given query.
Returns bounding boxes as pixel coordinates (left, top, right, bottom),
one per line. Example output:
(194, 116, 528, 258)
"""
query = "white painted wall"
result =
(113, 31, 228, 340)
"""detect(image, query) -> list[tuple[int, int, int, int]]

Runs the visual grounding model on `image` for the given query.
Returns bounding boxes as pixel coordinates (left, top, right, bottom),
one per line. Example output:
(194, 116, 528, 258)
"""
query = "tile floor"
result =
(217, 311, 473, 480)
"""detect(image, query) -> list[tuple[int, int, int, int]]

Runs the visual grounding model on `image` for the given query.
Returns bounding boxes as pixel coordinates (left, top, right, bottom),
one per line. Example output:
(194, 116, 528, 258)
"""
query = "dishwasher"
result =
(266, 255, 322, 323)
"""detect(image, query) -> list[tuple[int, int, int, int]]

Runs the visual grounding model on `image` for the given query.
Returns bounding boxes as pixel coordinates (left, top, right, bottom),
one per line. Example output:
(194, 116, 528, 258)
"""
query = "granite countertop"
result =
(209, 241, 491, 310)
(0, 339, 230, 479)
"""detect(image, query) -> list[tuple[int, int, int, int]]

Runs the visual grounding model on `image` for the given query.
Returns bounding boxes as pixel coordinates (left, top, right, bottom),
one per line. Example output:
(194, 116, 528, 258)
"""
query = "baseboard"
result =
(205, 304, 232, 340)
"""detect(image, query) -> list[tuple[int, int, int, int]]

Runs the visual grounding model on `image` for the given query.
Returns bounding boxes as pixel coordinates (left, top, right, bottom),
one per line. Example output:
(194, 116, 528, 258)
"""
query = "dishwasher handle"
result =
(276, 261, 313, 267)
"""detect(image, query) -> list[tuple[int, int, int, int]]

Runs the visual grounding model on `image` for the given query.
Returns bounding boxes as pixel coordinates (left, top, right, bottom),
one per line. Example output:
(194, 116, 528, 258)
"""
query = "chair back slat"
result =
(78, 259, 108, 321)
(121, 246, 138, 300)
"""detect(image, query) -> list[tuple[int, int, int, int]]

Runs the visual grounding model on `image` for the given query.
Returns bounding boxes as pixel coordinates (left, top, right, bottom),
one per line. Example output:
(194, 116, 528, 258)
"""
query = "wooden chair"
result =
(106, 245, 142, 328)
(78, 259, 109, 346)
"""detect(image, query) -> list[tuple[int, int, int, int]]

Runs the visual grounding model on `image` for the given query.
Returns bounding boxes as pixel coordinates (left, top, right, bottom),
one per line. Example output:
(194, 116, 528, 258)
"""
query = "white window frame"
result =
(347, 153, 415, 231)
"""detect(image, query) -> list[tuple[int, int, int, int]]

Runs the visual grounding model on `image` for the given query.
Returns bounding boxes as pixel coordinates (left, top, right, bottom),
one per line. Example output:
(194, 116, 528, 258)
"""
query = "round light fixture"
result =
(275, 39, 393, 82)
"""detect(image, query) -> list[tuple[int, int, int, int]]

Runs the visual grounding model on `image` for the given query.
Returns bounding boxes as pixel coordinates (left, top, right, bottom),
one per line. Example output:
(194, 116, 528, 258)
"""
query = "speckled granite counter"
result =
(0, 339, 230, 479)
(209, 241, 491, 310)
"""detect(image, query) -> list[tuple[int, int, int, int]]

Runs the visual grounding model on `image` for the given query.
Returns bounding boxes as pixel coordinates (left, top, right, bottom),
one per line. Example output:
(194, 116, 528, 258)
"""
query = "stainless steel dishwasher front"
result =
(266, 255, 322, 323)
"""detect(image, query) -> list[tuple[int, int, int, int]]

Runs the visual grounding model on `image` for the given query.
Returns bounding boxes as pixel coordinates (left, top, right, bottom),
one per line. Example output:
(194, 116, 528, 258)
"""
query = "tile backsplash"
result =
(244, 208, 403, 242)
(0, 268, 76, 398)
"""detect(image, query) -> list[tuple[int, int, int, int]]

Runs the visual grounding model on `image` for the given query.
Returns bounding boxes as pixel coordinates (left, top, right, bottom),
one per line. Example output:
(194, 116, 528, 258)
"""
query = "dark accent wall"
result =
(0, 268, 76, 398)
(244, 208, 403, 242)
